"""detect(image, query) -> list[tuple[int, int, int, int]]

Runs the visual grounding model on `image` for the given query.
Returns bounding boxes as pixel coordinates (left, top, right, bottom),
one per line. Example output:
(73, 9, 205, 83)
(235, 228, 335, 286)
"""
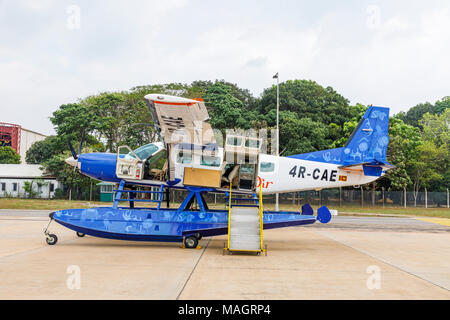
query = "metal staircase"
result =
(225, 184, 265, 254)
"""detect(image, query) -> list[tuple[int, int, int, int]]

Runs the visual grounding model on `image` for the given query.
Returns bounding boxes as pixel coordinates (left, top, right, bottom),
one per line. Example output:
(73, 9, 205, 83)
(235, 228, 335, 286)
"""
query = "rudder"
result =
(341, 106, 390, 166)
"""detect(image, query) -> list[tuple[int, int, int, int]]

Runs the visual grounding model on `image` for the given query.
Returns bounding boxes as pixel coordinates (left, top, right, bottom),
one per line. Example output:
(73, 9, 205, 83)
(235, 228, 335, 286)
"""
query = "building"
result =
(0, 122, 47, 163)
(0, 164, 61, 198)
(97, 181, 115, 202)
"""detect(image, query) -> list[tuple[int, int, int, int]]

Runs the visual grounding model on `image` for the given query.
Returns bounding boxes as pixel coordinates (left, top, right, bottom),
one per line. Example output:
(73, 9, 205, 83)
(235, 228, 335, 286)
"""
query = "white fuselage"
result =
(115, 144, 382, 194)
(256, 154, 379, 194)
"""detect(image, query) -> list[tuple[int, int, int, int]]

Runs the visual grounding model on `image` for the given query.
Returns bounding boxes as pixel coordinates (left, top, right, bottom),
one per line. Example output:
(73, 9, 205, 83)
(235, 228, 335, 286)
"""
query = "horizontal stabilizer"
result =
(339, 160, 395, 176)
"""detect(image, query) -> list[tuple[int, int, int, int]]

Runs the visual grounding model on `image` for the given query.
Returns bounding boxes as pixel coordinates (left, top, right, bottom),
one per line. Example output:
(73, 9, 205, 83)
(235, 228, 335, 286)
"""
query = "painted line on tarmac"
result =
(414, 218, 450, 227)
(315, 230, 450, 292)
(176, 238, 211, 300)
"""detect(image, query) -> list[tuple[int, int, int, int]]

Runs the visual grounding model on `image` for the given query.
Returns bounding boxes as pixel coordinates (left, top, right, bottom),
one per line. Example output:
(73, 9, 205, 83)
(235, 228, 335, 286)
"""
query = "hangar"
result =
(0, 122, 47, 163)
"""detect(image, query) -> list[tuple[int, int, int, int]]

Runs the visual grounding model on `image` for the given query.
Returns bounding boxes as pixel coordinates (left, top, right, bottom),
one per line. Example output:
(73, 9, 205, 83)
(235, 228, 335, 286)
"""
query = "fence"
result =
(169, 187, 450, 209)
(2, 183, 448, 209)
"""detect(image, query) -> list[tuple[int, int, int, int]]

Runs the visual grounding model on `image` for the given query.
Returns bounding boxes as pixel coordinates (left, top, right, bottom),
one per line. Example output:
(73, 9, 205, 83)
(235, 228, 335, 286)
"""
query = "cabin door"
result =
(115, 146, 144, 180)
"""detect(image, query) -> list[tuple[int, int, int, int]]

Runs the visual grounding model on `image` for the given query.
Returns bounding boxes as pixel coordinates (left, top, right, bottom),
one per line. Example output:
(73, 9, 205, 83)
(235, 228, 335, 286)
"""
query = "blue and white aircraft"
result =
(45, 94, 393, 249)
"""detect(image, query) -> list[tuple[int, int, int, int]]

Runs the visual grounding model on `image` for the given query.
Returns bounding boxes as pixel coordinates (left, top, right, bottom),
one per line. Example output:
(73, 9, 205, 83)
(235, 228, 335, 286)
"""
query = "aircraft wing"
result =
(144, 94, 218, 181)
(144, 94, 216, 147)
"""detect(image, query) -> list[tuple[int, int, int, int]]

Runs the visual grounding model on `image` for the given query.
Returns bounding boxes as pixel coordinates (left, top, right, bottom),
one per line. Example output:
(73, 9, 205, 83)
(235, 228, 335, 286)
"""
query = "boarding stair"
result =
(225, 184, 265, 253)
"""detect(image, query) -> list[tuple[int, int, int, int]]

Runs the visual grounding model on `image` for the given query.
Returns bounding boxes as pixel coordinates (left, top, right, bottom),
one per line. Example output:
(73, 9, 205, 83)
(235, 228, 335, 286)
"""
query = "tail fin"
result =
(342, 106, 390, 166)
(287, 106, 392, 175)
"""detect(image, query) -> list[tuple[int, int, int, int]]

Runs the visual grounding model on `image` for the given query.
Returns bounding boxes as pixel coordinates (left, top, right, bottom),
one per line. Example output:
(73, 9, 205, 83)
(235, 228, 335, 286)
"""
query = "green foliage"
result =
(331, 104, 368, 148)
(22, 179, 48, 199)
(22, 181, 38, 199)
(396, 96, 449, 128)
(279, 112, 329, 155)
(25, 136, 67, 164)
(379, 118, 422, 190)
(0, 146, 21, 164)
(204, 82, 257, 130)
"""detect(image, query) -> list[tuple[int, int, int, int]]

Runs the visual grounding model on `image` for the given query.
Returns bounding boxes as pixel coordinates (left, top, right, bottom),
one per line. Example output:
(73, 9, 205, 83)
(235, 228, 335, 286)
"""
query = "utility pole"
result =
(273, 72, 280, 211)
(447, 188, 449, 209)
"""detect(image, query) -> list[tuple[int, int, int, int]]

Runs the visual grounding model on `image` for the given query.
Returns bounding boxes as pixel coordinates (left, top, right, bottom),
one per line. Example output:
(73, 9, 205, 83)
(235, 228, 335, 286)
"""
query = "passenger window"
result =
(201, 154, 221, 167)
(1, 183, 5, 191)
(177, 151, 192, 164)
(226, 137, 242, 146)
(245, 139, 260, 148)
(13, 183, 17, 191)
(260, 162, 275, 172)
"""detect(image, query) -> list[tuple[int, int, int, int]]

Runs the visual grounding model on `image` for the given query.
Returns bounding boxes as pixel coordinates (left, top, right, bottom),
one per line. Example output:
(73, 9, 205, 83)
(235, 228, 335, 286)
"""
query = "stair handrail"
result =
(258, 183, 264, 251)
(227, 182, 232, 250)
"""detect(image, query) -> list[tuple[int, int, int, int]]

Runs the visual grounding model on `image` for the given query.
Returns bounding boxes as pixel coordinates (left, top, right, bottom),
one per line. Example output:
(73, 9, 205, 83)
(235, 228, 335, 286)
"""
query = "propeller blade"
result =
(78, 130, 86, 156)
(68, 140, 78, 160)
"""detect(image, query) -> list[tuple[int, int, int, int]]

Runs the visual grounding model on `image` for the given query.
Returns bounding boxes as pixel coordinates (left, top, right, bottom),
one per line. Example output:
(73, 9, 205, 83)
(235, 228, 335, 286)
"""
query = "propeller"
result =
(67, 130, 86, 160)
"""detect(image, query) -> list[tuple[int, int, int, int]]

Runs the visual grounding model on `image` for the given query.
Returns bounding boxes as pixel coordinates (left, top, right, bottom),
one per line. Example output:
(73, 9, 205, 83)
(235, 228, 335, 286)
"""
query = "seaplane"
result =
(44, 94, 393, 252)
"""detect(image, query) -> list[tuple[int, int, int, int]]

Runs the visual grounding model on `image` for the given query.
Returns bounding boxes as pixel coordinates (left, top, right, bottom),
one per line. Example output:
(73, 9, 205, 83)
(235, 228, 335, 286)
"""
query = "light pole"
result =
(273, 72, 279, 211)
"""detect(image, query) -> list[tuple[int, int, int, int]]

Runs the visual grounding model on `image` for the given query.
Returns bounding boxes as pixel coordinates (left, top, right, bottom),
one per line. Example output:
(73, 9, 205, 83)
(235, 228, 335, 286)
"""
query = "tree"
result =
(375, 118, 422, 194)
(258, 80, 354, 151)
(42, 152, 95, 200)
(23, 181, 38, 199)
(330, 103, 368, 148)
(410, 143, 444, 206)
(278, 112, 329, 156)
(204, 82, 258, 130)
(26, 136, 67, 164)
(417, 109, 450, 193)
(0, 146, 21, 164)
(22, 179, 48, 198)
(396, 96, 449, 128)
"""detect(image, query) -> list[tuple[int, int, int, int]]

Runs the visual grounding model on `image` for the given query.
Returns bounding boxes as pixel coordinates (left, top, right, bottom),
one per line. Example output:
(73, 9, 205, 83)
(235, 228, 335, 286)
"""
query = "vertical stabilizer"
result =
(341, 106, 390, 166)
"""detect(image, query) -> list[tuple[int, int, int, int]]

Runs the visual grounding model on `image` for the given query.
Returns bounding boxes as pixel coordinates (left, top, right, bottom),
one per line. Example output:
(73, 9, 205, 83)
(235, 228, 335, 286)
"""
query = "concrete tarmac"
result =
(0, 210, 449, 299)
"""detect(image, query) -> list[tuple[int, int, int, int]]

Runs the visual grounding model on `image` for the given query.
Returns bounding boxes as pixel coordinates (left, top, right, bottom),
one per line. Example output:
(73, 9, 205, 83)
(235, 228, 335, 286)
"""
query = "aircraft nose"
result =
(65, 156, 79, 168)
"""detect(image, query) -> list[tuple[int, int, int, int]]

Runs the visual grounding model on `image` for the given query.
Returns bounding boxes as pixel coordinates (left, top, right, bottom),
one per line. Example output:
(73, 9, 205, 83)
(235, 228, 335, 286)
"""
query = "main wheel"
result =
(46, 234, 58, 245)
(76, 232, 85, 237)
(184, 236, 198, 249)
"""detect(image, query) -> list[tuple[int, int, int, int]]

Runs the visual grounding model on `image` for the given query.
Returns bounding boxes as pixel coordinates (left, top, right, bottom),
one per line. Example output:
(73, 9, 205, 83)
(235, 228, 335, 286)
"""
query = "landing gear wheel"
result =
(76, 232, 85, 237)
(46, 234, 58, 245)
(184, 236, 198, 249)
(195, 233, 202, 240)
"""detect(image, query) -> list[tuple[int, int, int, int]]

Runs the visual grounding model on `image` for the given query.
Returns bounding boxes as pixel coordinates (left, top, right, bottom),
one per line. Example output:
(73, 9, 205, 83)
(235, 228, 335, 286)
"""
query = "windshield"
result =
(127, 144, 159, 160)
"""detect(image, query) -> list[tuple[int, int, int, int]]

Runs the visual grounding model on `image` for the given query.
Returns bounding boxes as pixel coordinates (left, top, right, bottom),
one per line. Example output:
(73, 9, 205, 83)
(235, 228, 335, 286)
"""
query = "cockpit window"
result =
(128, 144, 159, 160)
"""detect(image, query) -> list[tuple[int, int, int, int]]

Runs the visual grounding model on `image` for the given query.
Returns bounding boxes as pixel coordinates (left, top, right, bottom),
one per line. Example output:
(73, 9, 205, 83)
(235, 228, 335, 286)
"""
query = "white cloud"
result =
(0, 0, 449, 135)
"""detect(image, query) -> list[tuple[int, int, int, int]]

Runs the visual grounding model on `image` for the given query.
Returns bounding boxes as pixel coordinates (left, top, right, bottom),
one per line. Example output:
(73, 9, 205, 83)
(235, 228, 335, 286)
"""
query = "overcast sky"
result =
(1, 0, 449, 135)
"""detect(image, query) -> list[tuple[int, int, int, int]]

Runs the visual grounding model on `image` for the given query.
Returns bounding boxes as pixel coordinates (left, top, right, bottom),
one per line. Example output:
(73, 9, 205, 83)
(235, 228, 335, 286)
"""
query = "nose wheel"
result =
(43, 215, 58, 245)
(46, 233, 58, 245)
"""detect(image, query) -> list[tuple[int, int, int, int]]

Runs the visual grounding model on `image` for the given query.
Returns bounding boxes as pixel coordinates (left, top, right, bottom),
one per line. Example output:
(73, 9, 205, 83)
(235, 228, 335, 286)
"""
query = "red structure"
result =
(0, 122, 21, 154)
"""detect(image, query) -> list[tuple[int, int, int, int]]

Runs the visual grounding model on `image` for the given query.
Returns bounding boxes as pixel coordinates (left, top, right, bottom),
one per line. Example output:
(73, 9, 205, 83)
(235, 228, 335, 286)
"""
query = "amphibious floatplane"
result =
(44, 94, 393, 252)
